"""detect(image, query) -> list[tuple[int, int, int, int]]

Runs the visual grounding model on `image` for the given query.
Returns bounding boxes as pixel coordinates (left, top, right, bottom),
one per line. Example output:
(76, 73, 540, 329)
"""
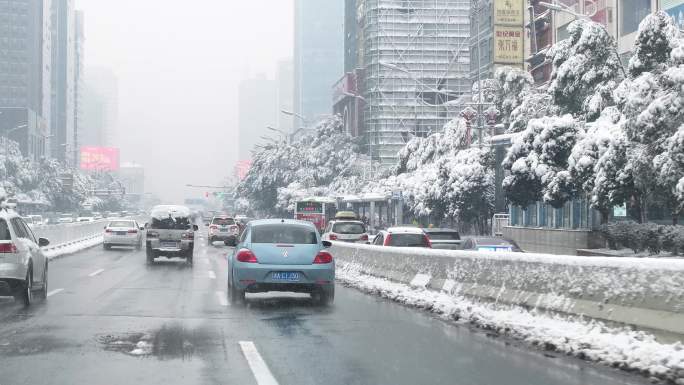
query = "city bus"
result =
(294, 197, 336, 232)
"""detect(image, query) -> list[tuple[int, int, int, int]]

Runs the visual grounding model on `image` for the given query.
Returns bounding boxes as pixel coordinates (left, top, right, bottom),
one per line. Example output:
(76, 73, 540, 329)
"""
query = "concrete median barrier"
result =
(331, 242, 684, 341)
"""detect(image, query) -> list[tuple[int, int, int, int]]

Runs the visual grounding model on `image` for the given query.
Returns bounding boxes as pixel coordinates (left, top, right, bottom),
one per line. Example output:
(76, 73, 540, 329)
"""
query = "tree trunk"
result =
(600, 209, 609, 225)
(640, 195, 648, 224)
(673, 213, 679, 226)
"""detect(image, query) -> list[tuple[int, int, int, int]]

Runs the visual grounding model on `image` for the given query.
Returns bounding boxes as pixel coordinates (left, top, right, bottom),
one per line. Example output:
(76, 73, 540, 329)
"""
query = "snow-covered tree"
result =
(237, 115, 359, 214)
(547, 19, 623, 120)
(628, 11, 679, 76)
(492, 66, 533, 127)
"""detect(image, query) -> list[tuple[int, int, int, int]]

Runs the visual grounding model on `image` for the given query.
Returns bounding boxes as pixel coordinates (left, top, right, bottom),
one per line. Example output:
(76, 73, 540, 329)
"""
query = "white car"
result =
(0, 209, 50, 306)
(370, 226, 432, 248)
(322, 220, 368, 243)
(58, 214, 74, 224)
(103, 219, 144, 250)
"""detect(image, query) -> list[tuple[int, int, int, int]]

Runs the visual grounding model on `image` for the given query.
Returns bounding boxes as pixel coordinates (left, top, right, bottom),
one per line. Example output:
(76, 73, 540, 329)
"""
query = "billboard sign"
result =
(80, 147, 120, 171)
(494, 0, 524, 25)
(494, 26, 524, 64)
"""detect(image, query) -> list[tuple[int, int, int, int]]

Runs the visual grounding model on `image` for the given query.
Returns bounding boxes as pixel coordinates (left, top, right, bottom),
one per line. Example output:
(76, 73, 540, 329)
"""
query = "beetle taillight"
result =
(313, 250, 333, 264)
(236, 249, 258, 263)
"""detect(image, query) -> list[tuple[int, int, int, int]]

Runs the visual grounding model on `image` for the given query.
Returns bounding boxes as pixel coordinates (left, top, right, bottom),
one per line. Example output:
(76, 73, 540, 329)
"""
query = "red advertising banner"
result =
(80, 147, 120, 171)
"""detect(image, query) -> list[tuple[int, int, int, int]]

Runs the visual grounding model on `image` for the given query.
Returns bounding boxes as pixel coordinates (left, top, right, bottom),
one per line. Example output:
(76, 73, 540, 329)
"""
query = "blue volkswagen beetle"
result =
(227, 219, 335, 305)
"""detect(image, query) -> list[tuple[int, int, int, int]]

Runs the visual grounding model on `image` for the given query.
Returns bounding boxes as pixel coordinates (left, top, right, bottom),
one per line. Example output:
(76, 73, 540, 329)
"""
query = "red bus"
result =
(294, 199, 336, 232)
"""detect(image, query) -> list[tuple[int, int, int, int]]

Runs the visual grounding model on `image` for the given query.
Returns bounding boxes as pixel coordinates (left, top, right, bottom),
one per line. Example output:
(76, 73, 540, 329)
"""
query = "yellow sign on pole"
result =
(494, 0, 524, 26)
(494, 25, 524, 64)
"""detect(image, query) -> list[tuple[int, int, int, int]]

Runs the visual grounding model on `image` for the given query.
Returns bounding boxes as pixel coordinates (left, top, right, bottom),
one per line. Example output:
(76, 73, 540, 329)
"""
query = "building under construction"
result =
(360, 0, 471, 165)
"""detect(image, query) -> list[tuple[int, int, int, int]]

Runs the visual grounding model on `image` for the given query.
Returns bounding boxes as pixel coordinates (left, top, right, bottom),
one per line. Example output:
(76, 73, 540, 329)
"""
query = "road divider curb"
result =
(330, 242, 684, 342)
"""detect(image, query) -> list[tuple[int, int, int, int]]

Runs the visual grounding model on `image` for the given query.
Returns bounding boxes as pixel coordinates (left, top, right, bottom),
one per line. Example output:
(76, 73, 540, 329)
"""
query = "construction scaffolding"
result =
(362, 0, 471, 165)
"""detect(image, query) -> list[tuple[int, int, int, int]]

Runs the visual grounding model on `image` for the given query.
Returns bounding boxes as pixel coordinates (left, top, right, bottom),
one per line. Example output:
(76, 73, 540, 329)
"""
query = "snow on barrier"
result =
(330, 242, 684, 341)
(31, 217, 147, 259)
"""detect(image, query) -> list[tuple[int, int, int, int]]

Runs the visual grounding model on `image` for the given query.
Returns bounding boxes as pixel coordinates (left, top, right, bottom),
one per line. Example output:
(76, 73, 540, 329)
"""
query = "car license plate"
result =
(116, 231, 127, 236)
(220, 227, 228, 232)
(271, 272, 300, 282)
(161, 241, 178, 248)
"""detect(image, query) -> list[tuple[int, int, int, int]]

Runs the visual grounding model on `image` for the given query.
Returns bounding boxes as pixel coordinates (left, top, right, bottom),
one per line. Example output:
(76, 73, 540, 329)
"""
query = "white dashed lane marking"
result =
(47, 288, 64, 297)
(88, 269, 105, 277)
(239, 341, 279, 385)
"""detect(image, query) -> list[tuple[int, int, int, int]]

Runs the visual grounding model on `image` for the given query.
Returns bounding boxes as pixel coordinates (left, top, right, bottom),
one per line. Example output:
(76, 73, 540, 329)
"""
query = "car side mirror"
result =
(193, 224, 199, 231)
(321, 240, 332, 248)
(38, 237, 50, 247)
(139, 226, 145, 231)
(365, 241, 371, 245)
(104, 225, 107, 229)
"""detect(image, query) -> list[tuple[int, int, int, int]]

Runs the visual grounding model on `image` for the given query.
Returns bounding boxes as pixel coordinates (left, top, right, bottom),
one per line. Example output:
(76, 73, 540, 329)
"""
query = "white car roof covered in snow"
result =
(386, 226, 424, 234)
(150, 205, 191, 220)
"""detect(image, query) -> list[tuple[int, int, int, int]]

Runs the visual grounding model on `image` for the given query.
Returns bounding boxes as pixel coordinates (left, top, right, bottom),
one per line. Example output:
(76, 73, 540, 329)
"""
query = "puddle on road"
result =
(98, 324, 212, 360)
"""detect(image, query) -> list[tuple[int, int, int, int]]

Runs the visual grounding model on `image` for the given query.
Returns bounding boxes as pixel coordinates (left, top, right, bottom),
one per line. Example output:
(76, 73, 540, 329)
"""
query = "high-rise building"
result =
(294, 0, 344, 129)
(0, 0, 52, 159)
(361, 0, 471, 165)
(237, 74, 277, 161)
(73, 10, 84, 165)
(333, 0, 365, 138)
(276, 60, 294, 133)
(50, 0, 76, 164)
(82, 67, 118, 147)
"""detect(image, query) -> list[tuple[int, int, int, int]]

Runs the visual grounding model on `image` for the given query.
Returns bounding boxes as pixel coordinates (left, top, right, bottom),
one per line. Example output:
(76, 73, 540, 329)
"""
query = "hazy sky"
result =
(76, 0, 294, 202)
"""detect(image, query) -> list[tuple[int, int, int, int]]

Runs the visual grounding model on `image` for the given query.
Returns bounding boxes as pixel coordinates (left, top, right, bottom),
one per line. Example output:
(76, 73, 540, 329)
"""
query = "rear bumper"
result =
(209, 233, 237, 242)
(0, 262, 28, 295)
(104, 234, 139, 245)
(231, 262, 335, 291)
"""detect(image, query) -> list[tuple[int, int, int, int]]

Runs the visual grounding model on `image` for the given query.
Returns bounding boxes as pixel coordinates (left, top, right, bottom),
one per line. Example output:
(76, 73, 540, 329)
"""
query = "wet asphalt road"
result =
(0, 235, 651, 385)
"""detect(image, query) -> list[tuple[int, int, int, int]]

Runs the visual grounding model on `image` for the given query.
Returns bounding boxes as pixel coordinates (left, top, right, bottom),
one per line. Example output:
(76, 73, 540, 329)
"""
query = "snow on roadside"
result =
(44, 235, 103, 260)
(337, 263, 684, 383)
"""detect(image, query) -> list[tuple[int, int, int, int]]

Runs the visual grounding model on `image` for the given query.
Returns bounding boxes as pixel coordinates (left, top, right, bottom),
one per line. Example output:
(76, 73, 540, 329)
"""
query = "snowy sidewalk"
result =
(338, 263, 684, 384)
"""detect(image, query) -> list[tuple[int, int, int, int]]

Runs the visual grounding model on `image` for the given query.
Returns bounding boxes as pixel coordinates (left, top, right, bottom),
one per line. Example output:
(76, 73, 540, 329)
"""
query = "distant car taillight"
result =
(230, 225, 238, 234)
(147, 231, 159, 238)
(105, 229, 113, 233)
(329, 234, 338, 241)
(313, 250, 333, 264)
(359, 234, 368, 241)
(209, 225, 218, 233)
(383, 234, 393, 246)
(423, 235, 432, 248)
(181, 232, 194, 240)
(236, 249, 258, 263)
(128, 229, 138, 234)
(0, 243, 18, 253)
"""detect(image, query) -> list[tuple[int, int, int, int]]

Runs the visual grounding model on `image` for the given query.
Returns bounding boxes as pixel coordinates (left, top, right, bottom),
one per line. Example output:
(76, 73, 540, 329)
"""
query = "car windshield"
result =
(388, 233, 428, 247)
(212, 218, 235, 225)
(426, 231, 460, 240)
(332, 222, 365, 234)
(108, 221, 134, 228)
(251, 224, 317, 244)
